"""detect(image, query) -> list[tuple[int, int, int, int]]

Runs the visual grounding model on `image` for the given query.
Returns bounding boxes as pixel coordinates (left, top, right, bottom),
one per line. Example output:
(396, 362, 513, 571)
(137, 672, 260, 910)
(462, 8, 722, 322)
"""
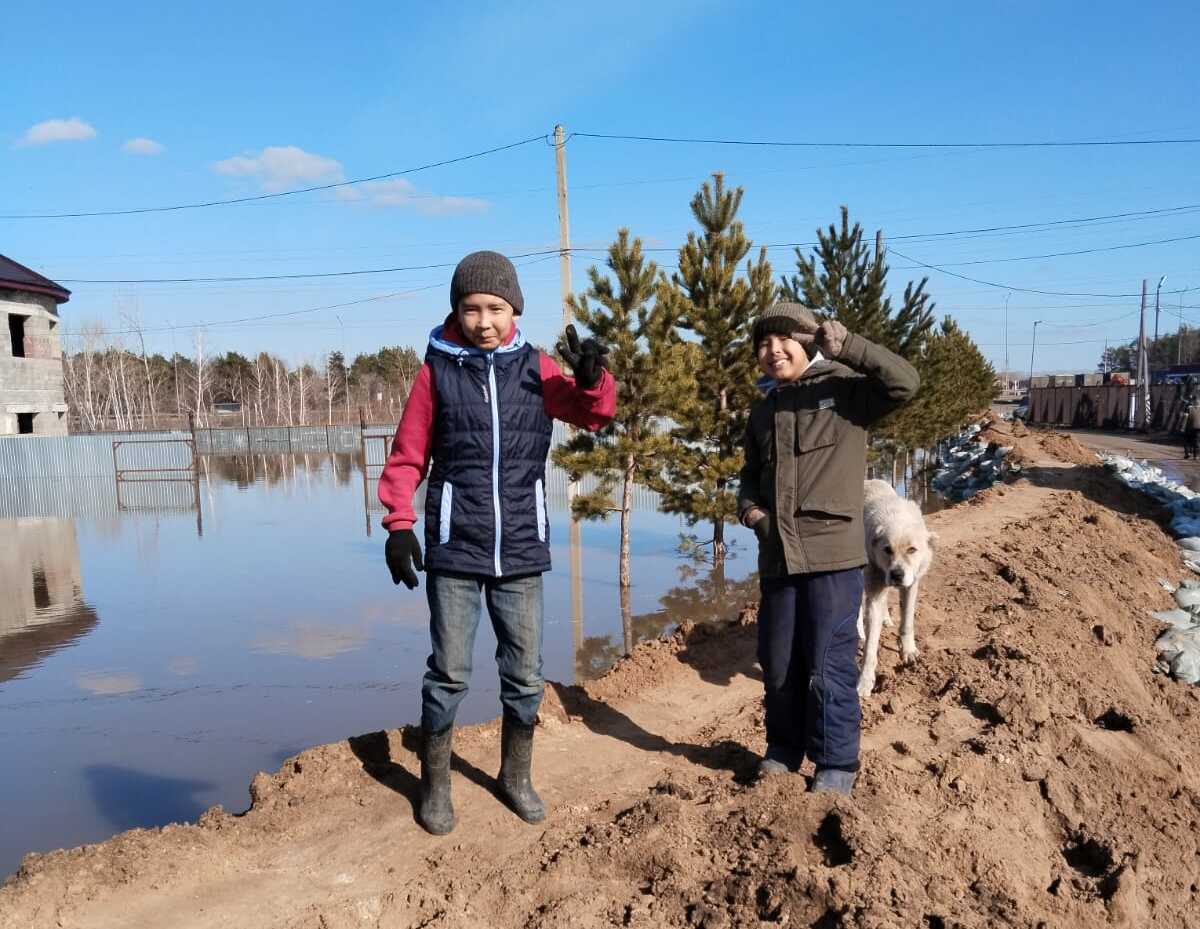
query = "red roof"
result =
(0, 254, 70, 304)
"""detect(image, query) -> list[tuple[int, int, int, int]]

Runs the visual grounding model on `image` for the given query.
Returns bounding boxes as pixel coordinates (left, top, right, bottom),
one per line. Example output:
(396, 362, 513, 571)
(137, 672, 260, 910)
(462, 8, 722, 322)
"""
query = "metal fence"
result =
(0, 420, 664, 523)
(0, 429, 190, 478)
(1027, 384, 1187, 431)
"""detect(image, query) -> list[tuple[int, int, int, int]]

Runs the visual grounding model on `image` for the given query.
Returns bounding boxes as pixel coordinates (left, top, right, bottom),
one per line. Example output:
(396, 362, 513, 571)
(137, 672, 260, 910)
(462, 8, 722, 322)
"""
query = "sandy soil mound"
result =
(3, 466, 1200, 929)
(978, 413, 1097, 467)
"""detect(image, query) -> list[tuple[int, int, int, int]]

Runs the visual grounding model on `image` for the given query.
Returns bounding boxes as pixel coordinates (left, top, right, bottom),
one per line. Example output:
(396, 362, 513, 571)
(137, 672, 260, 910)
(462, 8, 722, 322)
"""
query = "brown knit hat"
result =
(752, 302, 819, 350)
(450, 251, 525, 315)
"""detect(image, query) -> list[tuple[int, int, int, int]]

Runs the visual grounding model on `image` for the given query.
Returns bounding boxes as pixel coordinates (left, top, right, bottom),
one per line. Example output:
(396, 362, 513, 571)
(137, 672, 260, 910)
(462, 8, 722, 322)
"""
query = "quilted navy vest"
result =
(422, 325, 554, 577)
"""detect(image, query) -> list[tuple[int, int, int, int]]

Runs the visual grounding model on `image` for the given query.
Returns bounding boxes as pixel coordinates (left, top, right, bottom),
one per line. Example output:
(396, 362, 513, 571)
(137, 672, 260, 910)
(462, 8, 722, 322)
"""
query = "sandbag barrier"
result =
(1103, 455, 1200, 685)
(930, 423, 1015, 502)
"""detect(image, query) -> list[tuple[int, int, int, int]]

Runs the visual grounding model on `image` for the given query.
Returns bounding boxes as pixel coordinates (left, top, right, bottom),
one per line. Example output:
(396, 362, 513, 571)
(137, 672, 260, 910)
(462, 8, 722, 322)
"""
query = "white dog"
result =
(857, 479, 935, 698)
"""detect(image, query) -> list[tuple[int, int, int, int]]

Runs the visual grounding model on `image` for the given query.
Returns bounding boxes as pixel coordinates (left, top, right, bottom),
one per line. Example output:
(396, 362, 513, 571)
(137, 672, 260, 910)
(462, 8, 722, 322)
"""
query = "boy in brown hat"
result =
(738, 302, 919, 794)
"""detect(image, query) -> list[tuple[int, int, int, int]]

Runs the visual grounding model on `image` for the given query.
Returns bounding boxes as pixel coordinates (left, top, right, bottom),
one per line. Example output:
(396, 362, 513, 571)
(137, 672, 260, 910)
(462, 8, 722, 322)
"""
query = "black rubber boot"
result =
(418, 725, 456, 835)
(498, 714, 545, 823)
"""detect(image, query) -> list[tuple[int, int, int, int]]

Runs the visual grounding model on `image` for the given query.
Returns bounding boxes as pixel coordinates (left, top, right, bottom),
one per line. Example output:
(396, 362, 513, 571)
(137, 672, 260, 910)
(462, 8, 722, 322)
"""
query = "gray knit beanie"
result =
(752, 302, 819, 349)
(450, 251, 525, 315)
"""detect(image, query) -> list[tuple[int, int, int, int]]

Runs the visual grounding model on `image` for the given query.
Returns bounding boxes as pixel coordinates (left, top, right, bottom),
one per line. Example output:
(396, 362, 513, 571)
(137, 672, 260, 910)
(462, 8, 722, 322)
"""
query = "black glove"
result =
(752, 513, 772, 544)
(557, 324, 609, 390)
(385, 529, 424, 589)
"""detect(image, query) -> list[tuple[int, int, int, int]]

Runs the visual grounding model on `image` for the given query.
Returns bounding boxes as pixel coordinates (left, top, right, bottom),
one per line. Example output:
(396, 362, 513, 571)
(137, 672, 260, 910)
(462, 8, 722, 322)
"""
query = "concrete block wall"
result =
(0, 291, 68, 436)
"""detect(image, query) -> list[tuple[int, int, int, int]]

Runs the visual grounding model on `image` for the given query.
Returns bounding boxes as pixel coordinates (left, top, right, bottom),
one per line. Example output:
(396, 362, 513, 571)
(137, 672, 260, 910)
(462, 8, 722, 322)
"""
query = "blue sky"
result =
(3, 0, 1198, 373)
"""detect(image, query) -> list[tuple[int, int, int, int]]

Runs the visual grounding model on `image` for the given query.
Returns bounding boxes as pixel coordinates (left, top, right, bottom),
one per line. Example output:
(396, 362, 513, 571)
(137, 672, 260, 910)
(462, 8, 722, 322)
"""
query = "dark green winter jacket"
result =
(737, 332, 920, 578)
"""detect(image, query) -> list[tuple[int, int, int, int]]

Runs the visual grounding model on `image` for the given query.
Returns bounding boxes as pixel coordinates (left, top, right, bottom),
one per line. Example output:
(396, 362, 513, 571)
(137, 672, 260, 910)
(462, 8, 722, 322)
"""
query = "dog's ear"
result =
(872, 524, 886, 541)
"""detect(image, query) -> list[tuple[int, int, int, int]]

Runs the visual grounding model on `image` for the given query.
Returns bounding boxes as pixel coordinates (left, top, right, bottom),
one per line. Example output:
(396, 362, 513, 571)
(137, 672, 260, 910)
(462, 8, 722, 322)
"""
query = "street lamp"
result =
(1028, 320, 1042, 388)
(1153, 274, 1167, 357)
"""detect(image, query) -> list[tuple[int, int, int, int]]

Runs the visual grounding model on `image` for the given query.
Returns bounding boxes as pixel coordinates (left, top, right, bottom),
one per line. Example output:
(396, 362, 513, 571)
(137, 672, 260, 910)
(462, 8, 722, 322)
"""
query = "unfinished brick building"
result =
(0, 255, 70, 435)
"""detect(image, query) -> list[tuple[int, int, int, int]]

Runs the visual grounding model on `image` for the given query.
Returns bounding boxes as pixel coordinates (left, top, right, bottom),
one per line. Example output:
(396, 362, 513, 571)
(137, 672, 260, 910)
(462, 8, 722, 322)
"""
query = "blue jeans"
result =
(422, 571, 545, 731)
(758, 568, 864, 770)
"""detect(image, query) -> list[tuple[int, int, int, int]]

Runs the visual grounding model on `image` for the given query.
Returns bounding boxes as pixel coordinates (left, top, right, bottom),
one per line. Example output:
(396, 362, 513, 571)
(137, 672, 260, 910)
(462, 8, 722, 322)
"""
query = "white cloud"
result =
(122, 137, 166, 156)
(18, 117, 97, 147)
(351, 178, 489, 216)
(213, 145, 344, 192)
(212, 145, 488, 214)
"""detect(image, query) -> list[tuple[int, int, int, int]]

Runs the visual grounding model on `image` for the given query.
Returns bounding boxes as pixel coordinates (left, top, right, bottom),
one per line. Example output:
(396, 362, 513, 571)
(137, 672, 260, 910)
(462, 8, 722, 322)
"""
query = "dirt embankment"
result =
(4, 432, 1200, 929)
(978, 413, 1098, 467)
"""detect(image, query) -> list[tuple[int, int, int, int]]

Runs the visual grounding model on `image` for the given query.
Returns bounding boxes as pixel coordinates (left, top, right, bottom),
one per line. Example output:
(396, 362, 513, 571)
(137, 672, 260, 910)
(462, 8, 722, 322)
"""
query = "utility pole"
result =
(1136, 279, 1150, 430)
(1179, 293, 1186, 365)
(1154, 275, 1167, 344)
(554, 124, 572, 335)
(1004, 291, 1011, 390)
(554, 123, 578, 503)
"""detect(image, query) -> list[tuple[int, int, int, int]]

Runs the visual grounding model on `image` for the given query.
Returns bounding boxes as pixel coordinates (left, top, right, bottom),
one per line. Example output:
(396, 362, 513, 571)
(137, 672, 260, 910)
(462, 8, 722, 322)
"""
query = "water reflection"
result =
(575, 561, 762, 681)
(0, 518, 99, 686)
(2, 445, 942, 877)
(83, 764, 215, 833)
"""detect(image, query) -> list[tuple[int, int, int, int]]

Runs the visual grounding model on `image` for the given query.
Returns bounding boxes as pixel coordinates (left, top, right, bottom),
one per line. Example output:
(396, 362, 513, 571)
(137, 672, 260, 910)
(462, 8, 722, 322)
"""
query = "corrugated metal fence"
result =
(1027, 384, 1188, 431)
(0, 421, 663, 518)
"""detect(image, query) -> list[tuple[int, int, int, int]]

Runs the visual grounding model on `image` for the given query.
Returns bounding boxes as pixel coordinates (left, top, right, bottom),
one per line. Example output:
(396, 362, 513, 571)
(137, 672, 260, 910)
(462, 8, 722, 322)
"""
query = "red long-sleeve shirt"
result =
(378, 317, 616, 531)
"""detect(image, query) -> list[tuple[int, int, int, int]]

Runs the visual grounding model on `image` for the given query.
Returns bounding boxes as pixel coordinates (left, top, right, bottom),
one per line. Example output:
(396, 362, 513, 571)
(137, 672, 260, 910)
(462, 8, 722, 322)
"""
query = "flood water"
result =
(0, 452, 760, 877)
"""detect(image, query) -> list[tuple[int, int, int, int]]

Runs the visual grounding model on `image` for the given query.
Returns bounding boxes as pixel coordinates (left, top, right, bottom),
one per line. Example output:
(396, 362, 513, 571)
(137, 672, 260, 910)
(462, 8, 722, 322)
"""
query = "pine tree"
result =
(1099, 326, 1198, 373)
(780, 206, 935, 360)
(889, 317, 997, 451)
(782, 206, 937, 465)
(651, 174, 776, 571)
(552, 229, 682, 598)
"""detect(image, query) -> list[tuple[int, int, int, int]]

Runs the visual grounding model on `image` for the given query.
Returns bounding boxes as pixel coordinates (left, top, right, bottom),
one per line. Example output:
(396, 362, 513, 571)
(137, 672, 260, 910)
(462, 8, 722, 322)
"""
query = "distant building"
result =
(0, 254, 70, 435)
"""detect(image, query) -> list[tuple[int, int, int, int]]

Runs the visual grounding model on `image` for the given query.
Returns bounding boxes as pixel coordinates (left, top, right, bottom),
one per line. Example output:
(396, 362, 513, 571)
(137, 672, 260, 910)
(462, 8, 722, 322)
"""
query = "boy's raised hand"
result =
(795, 319, 848, 359)
(814, 319, 848, 358)
(557, 324, 609, 390)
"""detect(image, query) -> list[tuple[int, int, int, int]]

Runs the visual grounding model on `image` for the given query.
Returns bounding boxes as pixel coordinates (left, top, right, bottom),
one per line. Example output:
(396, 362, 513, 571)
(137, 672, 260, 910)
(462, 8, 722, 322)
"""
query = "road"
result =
(1058, 427, 1200, 491)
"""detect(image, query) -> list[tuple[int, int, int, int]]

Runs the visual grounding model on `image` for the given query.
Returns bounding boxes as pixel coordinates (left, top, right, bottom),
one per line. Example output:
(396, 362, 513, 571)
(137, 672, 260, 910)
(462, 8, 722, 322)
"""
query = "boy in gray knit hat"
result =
(379, 250, 617, 834)
(739, 301, 919, 794)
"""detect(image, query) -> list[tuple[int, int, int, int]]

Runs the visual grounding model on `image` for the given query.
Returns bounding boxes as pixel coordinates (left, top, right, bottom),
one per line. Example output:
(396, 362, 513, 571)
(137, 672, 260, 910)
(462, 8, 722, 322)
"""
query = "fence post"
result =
(188, 412, 197, 451)
(325, 422, 331, 454)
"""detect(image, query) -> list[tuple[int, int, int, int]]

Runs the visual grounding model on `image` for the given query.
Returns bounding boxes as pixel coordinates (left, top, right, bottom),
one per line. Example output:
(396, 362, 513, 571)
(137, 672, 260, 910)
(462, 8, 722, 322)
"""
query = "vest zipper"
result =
(487, 353, 503, 576)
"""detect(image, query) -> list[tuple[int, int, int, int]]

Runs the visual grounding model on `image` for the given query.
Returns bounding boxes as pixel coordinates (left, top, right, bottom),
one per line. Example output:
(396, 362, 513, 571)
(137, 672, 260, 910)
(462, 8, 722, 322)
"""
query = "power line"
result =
(69, 255, 560, 337)
(880, 204, 1200, 242)
(891, 232, 1200, 268)
(0, 135, 549, 220)
(888, 246, 1197, 299)
(57, 250, 560, 284)
(1037, 310, 1140, 328)
(572, 131, 1200, 149)
(49, 198, 1200, 282)
(65, 219, 1200, 285)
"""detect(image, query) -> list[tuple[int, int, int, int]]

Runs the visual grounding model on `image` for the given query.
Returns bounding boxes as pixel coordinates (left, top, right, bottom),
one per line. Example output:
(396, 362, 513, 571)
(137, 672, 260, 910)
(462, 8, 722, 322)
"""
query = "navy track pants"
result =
(757, 568, 864, 770)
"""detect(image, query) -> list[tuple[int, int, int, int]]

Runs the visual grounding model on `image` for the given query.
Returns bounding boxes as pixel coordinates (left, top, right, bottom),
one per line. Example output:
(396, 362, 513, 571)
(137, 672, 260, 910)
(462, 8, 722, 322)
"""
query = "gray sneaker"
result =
(810, 767, 856, 795)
